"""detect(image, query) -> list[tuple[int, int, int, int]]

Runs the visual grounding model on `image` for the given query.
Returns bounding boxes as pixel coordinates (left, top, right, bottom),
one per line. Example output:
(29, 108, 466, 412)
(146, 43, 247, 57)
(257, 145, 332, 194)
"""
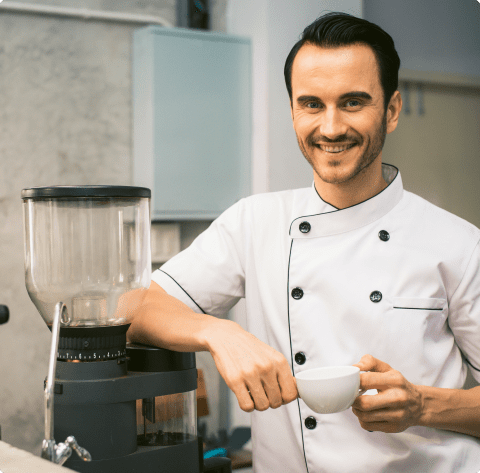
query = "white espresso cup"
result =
(295, 366, 363, 414)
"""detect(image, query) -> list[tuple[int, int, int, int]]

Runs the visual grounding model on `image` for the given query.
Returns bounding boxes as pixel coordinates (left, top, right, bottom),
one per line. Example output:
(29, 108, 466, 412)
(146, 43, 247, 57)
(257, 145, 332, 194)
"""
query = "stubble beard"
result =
(297, 115, 387, 185)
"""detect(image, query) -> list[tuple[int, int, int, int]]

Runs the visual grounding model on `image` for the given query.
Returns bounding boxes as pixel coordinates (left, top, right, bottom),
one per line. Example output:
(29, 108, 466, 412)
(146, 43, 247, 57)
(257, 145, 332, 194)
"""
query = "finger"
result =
(233, 383, 255, 412)
(246, 381, 271, 412)
(355, 413, 409, 434)
(352, 405, 398, 422)
(351, 406, 399, 429)
(353, 387, 401, 411)
(262, 380, 283, 409)
(277, 367, 299, 405)
(359, 371, 404, 392)
(353, 354, 392, 373)
(357, 419, 399, 433)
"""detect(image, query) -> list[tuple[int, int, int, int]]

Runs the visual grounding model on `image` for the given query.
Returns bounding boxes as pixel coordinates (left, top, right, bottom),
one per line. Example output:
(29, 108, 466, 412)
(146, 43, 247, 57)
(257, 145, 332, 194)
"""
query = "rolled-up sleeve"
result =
(152, 199, 248, 318)
(449, 240, 480, 382)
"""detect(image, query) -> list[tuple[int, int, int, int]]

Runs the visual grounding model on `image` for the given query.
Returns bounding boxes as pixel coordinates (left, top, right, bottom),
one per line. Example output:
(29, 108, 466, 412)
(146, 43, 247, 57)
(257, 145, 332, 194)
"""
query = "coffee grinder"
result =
(22, 186, 231, 473)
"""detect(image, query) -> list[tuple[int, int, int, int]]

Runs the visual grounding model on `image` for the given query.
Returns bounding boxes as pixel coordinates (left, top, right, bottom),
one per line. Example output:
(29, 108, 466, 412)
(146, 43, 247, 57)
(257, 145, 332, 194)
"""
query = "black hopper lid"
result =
(21, 185, 151, 200)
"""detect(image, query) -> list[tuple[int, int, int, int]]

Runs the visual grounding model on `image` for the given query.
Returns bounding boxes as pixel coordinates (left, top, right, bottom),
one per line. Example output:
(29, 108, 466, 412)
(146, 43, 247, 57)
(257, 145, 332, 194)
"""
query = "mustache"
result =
(307, 134, 358, 146)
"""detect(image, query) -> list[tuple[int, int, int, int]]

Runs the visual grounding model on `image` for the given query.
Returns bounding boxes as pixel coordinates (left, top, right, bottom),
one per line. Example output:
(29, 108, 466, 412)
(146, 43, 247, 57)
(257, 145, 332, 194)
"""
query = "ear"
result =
(386, 90, 402, 134)
(290, 100, 294, 123)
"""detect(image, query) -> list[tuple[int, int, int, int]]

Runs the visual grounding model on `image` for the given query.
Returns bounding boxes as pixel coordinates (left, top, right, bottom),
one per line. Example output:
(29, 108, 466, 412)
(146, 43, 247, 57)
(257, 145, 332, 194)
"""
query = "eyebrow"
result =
(296, 91, 373, 104)
(340, 91, 372, 100)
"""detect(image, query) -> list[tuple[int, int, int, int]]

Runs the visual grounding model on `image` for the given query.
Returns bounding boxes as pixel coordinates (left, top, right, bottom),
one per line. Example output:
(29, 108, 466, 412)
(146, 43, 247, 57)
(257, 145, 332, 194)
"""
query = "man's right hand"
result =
(200, 318, 298, 412)
(128, 282, 298, 412)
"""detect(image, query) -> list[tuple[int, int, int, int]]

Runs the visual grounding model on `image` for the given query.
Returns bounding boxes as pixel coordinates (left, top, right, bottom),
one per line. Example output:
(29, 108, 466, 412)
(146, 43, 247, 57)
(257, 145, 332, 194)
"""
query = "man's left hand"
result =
(351, 354, 425, 433)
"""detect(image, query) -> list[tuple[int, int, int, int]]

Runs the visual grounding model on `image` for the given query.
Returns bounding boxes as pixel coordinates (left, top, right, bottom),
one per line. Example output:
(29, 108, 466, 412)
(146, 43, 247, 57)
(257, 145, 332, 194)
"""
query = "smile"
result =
(317, 143, 356, 153)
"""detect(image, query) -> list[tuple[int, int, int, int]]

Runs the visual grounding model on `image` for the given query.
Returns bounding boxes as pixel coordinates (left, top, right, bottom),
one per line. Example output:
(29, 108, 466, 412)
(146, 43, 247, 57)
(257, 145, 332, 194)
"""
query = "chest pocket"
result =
(385, 297, 448, 384)
(393, 297, 446, 311)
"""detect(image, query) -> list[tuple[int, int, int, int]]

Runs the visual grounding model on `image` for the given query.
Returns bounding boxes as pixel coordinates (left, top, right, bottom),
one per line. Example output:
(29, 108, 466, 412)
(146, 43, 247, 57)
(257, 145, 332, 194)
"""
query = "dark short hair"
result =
(284, 12, 400, 108)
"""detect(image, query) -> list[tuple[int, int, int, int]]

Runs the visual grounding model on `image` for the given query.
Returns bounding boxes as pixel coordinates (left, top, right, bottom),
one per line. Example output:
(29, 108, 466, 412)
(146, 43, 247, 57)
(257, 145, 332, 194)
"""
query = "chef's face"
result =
(290, 42, 401, 186)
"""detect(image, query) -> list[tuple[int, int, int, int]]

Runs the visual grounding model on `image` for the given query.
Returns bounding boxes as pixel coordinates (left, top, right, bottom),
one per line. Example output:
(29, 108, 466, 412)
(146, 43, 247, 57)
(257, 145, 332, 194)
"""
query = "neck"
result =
(314, 161, 388, 209)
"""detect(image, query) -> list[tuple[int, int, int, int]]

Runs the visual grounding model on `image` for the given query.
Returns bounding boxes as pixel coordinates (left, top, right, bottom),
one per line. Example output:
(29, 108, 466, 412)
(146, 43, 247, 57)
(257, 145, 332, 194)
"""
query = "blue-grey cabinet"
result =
(133, 27, 251, 220)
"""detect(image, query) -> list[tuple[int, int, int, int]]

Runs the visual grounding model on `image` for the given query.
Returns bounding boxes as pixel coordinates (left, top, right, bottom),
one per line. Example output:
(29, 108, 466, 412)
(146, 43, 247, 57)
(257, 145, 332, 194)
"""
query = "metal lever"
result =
(42, 439, 70, 465)
(41, 302, 91, 465)
(66, 436, 92, 462)
(42, 436, 91, 465)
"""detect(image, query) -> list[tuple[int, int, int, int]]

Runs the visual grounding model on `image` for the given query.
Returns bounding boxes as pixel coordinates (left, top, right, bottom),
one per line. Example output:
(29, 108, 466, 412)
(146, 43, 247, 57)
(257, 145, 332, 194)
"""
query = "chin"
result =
(314, 152, 380, 185)
(315, 164, 359, 185)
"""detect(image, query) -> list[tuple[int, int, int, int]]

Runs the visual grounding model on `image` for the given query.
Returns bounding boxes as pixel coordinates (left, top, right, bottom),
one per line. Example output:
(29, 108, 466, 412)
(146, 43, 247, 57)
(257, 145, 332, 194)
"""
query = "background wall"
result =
(226, 0, 363, 195)
(0, 0, 226, 454)
(364, 1, 480, 77)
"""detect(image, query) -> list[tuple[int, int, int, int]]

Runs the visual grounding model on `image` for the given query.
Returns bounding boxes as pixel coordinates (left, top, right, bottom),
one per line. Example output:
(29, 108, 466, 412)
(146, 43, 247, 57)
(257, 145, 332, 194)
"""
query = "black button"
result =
(378, 230, 390, 241)
(305, 416, 317, 429)
(370, 291, 382, 303)
(295, 352, 306, 365)
(299, 221, 311, 233)
(291, 288, 304, 300)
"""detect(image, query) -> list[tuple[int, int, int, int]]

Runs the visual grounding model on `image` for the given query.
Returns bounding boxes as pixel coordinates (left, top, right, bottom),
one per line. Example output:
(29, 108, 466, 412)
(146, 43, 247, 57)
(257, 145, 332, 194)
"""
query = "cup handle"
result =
(357, 370, 368, 397)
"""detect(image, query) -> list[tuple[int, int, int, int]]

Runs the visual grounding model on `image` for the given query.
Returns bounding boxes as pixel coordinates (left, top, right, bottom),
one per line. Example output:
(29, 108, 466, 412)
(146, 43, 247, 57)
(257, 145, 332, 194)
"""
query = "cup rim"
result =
(295, 365, 360, 381)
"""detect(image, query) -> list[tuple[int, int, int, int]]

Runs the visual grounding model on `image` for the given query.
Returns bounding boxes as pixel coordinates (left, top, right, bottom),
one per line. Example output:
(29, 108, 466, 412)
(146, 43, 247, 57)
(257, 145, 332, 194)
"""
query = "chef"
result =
(128, 12, 480, 472)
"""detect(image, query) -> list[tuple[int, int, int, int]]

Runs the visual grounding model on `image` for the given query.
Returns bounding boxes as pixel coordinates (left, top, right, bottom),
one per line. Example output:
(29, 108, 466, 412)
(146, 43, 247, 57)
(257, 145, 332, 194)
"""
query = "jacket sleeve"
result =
(151, 199, 248, 318)
(448, 240, 480, 383)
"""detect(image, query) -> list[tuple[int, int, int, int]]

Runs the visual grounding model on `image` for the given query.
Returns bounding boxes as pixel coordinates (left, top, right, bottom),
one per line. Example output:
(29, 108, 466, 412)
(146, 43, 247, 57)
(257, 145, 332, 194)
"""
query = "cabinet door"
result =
(134, 27, 251, 220)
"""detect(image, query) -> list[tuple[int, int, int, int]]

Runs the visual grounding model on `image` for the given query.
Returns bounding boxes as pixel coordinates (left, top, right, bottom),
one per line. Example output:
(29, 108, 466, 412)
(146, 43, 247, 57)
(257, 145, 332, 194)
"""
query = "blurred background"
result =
(0, 1, 479, 470)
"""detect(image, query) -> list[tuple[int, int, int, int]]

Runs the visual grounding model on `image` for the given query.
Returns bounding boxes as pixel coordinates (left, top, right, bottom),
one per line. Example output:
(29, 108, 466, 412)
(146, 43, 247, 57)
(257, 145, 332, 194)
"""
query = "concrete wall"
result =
(0, 0, 226, 454)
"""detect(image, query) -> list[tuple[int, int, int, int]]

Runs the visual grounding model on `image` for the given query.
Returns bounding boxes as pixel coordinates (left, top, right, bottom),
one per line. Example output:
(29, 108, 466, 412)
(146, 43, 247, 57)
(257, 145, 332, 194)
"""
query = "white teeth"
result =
(319, 144, 354, 153)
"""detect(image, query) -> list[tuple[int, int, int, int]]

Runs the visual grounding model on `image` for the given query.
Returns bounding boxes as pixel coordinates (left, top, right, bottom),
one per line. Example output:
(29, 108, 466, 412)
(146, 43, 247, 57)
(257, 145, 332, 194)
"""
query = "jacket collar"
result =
(290, 164, 403, 238)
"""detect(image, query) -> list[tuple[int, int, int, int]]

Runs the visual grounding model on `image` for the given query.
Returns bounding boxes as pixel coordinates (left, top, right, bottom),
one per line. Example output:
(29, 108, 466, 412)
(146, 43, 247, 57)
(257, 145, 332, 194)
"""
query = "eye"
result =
(306, 101, 320, 109)
(345, 99, 361, 108)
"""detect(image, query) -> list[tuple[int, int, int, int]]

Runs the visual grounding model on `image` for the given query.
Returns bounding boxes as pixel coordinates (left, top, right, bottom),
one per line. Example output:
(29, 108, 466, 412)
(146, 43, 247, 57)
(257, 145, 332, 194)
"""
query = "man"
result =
(129, 12, 480, 472)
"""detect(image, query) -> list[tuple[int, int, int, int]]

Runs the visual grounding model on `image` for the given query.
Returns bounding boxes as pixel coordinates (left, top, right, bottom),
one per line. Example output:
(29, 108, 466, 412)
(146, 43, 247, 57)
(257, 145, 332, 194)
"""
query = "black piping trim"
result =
(158, 270, 206, 314)
(466, 358, 480, 373)
(289, 163, 400, 236)
(313, 185, 339, 210)
(456, 346, 480, 374)
(393, 307, 443, 311)
(289, 206, 342, 236)
(286, 239, 310, 473)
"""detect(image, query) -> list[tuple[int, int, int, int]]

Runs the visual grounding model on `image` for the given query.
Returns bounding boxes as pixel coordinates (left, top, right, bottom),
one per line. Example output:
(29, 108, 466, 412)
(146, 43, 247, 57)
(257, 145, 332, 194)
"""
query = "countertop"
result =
(0, 441, 75, 473)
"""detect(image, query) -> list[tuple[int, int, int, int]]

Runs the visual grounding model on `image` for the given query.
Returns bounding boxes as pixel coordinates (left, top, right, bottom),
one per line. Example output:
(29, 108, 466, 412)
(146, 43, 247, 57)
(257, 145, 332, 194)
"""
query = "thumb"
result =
(353, 354, 392, 373)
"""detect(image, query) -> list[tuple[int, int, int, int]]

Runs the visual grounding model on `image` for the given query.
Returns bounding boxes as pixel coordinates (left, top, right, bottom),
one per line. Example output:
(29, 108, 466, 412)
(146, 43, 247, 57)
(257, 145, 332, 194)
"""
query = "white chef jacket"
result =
(153, 164, 480, 473)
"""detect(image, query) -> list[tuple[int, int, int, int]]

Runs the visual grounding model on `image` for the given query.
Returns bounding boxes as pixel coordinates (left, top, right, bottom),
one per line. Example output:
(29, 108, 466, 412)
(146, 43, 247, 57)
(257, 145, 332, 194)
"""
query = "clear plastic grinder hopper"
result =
(22, 186, 151, 333)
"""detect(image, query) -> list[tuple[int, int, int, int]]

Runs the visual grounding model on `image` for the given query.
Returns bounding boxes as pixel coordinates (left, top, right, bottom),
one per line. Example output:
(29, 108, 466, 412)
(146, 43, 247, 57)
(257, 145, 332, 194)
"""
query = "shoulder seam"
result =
(158, 269, 206, 314)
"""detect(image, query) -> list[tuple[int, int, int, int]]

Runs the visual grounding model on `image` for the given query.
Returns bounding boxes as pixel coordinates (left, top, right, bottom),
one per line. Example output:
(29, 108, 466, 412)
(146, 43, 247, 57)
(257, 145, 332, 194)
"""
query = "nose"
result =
(318, 108, 348, 141)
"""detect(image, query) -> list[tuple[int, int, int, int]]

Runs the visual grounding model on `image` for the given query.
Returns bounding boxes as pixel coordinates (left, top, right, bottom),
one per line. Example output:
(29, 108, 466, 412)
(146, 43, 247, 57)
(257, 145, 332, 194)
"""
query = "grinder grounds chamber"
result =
(54, 339, 201, 473)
